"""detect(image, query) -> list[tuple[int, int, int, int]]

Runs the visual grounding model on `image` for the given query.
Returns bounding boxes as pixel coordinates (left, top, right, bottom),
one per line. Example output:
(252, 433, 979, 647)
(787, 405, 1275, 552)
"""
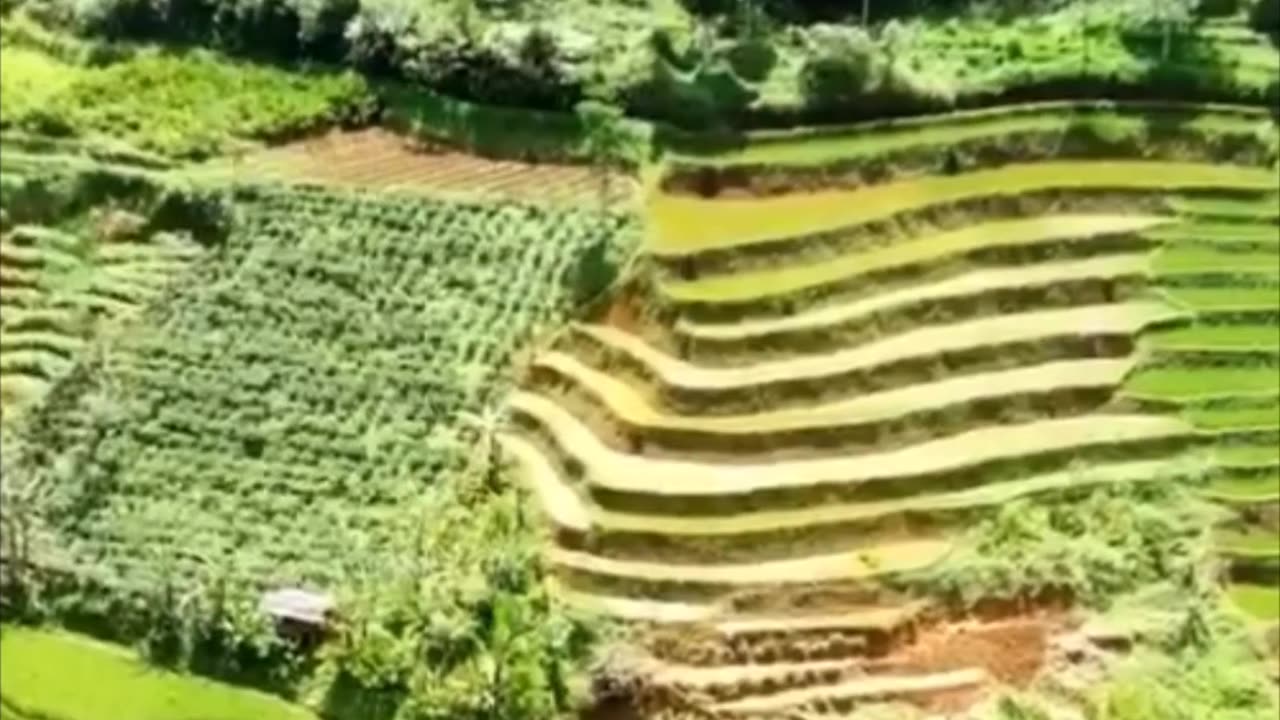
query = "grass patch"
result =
(1125, 366, 1280, 399)
(1170, 195, 1280, 221)
(1153, 246, 1280, 276)
(1228, 584, 1280, 621)
(650, 162, 1275, 253)
(1208, 473, 1279, 501)
(1148, 324, 1280, 350)
(0, 47, 81, 127)
(1147, 221, 1280, 246)
(1163, 286, 1280, 311)
(0, 625, 315, 720)
(1216, 529, 1280, 558)
(1218, 444, 1280, 466)
(1187, 403, 1280, 430)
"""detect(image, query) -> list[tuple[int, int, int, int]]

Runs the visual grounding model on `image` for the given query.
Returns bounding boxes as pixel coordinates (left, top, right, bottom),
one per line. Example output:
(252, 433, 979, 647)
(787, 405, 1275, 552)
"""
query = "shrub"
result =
(799, 27, 878, 111)
(1197, 0, 1241, 17)
(23, 50, 375, 159)
(1251, 0, 1279, 36)
(726, 37, 777, 82)
(650, 25, 701, 72)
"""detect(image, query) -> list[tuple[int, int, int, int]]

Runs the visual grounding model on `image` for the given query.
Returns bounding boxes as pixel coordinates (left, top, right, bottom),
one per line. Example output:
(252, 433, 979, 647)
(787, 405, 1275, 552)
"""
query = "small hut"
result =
(260, 588, 335, 649)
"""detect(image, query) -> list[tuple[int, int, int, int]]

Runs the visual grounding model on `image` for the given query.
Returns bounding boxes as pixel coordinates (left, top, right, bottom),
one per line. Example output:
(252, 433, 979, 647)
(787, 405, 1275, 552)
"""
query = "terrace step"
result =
(548, 580, 719, 623)
(498, 434, 591, 534)
(566, 302, 1182, 414)
(661, 214, 1164, 309)
(650, 161, 1275, 258)
(583, 458, 1202, 554)
(642, 656, 868, 701)
(510, 391, 1193, 513)
(531, 351, 1135, 457)
(548, 538, 953, 602)
(674, 254, 1153, 362)
(504, 417, 1203, 558)
(709, 667, 989, 716)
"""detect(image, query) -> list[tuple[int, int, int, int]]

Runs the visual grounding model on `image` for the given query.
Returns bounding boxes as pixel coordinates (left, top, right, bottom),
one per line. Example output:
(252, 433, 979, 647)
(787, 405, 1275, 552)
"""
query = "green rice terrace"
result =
(0, 0, 1278, 719)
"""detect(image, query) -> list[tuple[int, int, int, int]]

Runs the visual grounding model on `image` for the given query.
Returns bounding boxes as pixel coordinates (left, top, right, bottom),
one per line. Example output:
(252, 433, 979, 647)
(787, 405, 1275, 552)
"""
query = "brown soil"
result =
(234, 128, 635, 204)
(603, 292, 646, 337)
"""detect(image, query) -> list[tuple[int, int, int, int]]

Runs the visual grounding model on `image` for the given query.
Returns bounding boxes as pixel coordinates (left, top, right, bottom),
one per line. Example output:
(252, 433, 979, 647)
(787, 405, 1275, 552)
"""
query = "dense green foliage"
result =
(914, 459, 1222, 607)
(0, 21, 374, 159)
(14, 0, 1276, 134)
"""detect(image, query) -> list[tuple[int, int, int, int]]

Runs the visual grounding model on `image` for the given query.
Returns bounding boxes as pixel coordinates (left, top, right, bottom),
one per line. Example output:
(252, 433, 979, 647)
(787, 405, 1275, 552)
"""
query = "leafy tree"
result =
(459, 404, 510, 496)
(1252, 0, 1279, 38)
(575, 100, 632, 205)
(1127, 0, 1201, 59)
(799, 27, 877, 111)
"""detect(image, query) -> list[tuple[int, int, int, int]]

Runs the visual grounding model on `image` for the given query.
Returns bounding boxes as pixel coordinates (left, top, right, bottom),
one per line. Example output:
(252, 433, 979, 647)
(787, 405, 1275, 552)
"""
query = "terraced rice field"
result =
(0, 224, 201, 420)
(213, 128, 635, 204)
(504, 140, 1279, 714)
(1123, 193, 1280, 634)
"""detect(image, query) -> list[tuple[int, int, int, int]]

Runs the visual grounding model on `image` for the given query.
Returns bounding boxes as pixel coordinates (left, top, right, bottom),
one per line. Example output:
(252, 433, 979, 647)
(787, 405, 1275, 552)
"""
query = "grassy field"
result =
(0, 626, 315, 720)
(1228, 584, 1280, 621)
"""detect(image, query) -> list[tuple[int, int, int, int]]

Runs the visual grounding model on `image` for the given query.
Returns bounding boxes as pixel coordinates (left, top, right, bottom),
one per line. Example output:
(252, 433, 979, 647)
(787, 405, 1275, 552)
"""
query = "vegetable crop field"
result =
(4, 183, 634, 593)
(1, 2, 1279, 719)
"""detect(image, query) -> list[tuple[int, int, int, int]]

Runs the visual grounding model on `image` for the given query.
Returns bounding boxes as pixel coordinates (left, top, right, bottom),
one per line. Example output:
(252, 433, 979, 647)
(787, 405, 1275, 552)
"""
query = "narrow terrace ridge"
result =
(674, 101, 1268, 168)
(510, 391, 1191, 497)
(649, 162, 1275, 255)
(643, 655, 861, 693)
(675, 254, 1152, 350)
(1168, 195, 1280, 221)
(503, 417, 1198, 541)
(661, 214, 1166, 306)
(571, 302, 1181, 397)
(1146, 221, 1280, 248)
(499, 434, 591, 533)
(533, 351, 1136, 450)
(546, 579, 719, 623)
(711, 603, 927, 637)
(547, 538, 952, 585)
(583, 457, 1198, 538)
(711, 667, 989, 715)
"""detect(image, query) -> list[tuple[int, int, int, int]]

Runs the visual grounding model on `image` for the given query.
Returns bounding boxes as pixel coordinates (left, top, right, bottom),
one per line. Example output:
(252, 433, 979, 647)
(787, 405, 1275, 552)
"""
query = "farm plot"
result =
(2, 183, 636, 599)
(0, 200, 205, 422)
(212, 128, 635, 205)
(1123, 193, 1280, 628)
(501, 134, 1276, 715)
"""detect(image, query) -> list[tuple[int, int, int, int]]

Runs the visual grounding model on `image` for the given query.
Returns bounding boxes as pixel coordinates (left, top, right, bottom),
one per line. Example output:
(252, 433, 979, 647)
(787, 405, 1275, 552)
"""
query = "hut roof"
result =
(260, 588, 335, 625)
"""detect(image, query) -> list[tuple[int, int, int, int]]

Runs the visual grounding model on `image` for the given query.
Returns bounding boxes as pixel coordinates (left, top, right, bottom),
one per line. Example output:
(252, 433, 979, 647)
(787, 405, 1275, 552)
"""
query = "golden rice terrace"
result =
(503, 105, 1280, 716)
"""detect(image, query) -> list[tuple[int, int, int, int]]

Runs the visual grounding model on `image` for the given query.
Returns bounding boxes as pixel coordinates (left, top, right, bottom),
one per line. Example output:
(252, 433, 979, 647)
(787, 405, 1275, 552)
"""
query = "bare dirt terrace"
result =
(221, 128, 636, 204)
